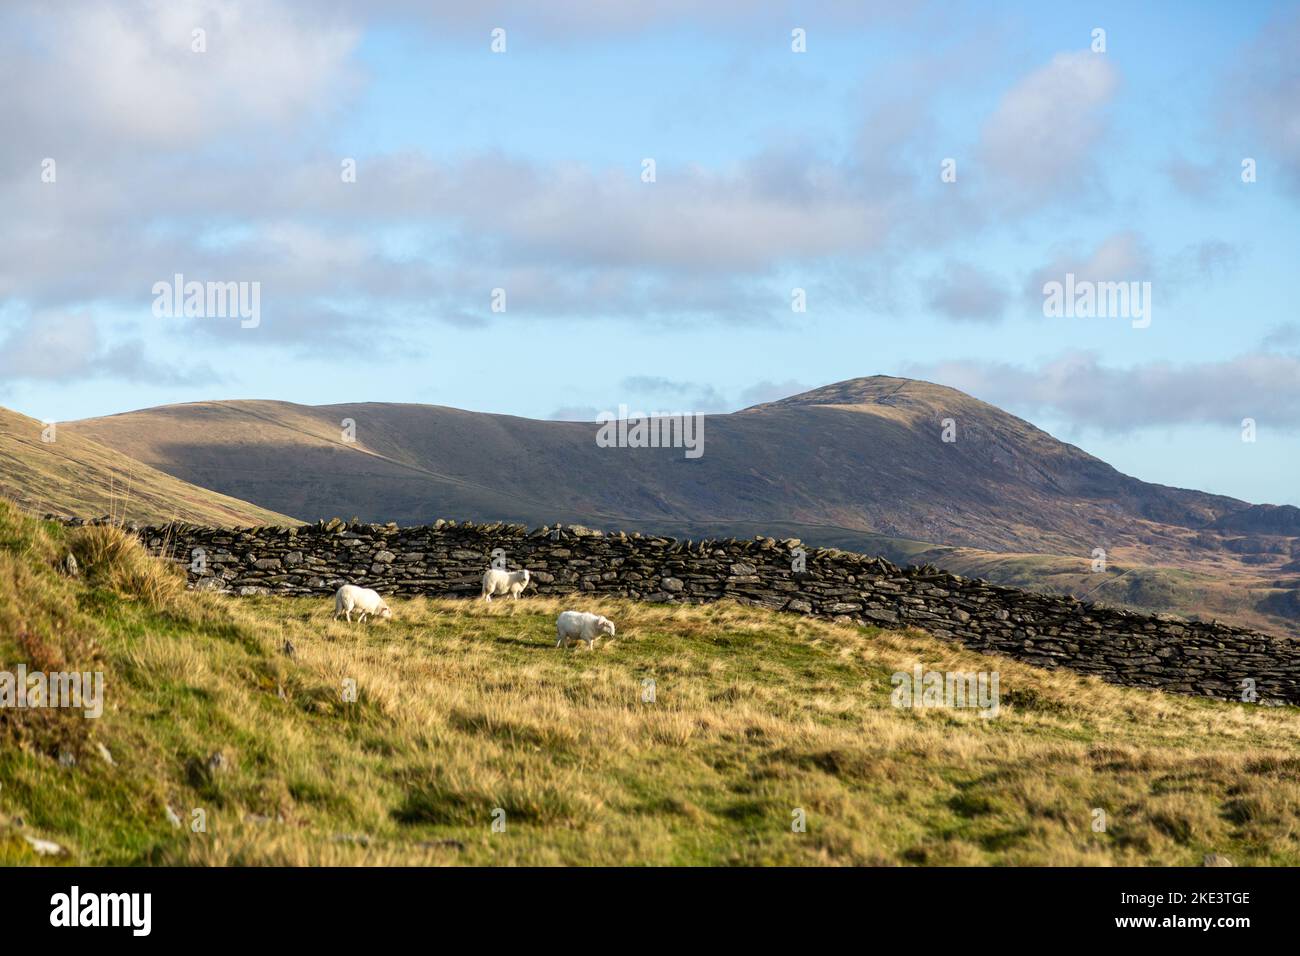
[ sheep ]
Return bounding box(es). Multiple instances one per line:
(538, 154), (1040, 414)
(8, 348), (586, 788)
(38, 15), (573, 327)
(333, 584), (392, 623)
(482, 568), (531, 602)
(555, 610), (616, 650)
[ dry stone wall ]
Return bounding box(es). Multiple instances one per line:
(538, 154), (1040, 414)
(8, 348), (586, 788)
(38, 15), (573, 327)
(83, 516), (1300, 706)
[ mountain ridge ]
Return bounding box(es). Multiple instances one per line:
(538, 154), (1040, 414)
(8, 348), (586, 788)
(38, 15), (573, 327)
(55, 376), (1281, 543)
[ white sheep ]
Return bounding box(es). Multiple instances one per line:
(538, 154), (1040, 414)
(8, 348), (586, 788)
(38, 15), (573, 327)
(555, 610), (616, 650)
(333, 584), (392, 623)
(482, 568), (531, 602)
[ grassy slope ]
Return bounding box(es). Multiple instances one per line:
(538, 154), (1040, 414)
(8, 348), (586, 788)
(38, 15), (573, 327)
(0, 406), (298, 527)
(4, 501), (1300, 866)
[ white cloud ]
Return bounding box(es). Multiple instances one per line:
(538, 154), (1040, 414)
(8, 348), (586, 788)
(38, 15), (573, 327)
(619, 376), (728, 413)
(978, 50), (1119, 209)
(908, 350), (1300, 432)
(1025, 231), (1152, 301)
(0, 0), (360, 157)
(0, 310), (215, 385)
(1227, 11), (1300, 195)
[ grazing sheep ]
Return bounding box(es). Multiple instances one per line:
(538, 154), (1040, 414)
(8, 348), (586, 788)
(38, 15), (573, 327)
(556, 610), (616, 650)
(482, 568), (531, 602)
(333, 584), (392, 623)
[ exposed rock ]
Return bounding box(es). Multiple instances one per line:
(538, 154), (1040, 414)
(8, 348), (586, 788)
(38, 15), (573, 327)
(23, 834), (66, 856)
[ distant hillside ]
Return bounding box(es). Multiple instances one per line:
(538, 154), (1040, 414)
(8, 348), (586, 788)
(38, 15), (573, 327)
(64, 377), (1276, 552)
(0, 406), (298, 527)
(1210, 503), (1300, 535)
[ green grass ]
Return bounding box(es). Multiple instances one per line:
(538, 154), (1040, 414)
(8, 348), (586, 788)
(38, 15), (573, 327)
(4, 500), (1300, 866)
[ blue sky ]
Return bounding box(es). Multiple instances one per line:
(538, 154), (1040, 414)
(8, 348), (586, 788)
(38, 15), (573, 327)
(1, 0), (1297, 504)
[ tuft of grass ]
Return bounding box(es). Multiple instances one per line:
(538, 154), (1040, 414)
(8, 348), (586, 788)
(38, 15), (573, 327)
(4, 499), (1300, 866)
(65, 522), (186, 609)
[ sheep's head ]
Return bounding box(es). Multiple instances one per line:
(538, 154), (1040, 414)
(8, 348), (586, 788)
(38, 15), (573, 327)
(378, 605), (393, 620)
(599, 618), (616, 637)
(521, 569), (531, 587)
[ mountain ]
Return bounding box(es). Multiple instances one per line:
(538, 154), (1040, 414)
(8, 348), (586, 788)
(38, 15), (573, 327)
(0, 406), (299, 527)
(63, 376), (1271, 549)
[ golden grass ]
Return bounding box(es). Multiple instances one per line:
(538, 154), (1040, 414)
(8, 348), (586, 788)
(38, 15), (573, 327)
(66, 523), (186, 608)
(0, 406), (299, 526)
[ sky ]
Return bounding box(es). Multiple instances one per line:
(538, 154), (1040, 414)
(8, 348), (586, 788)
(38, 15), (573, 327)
(1, 0), (1297, 504)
